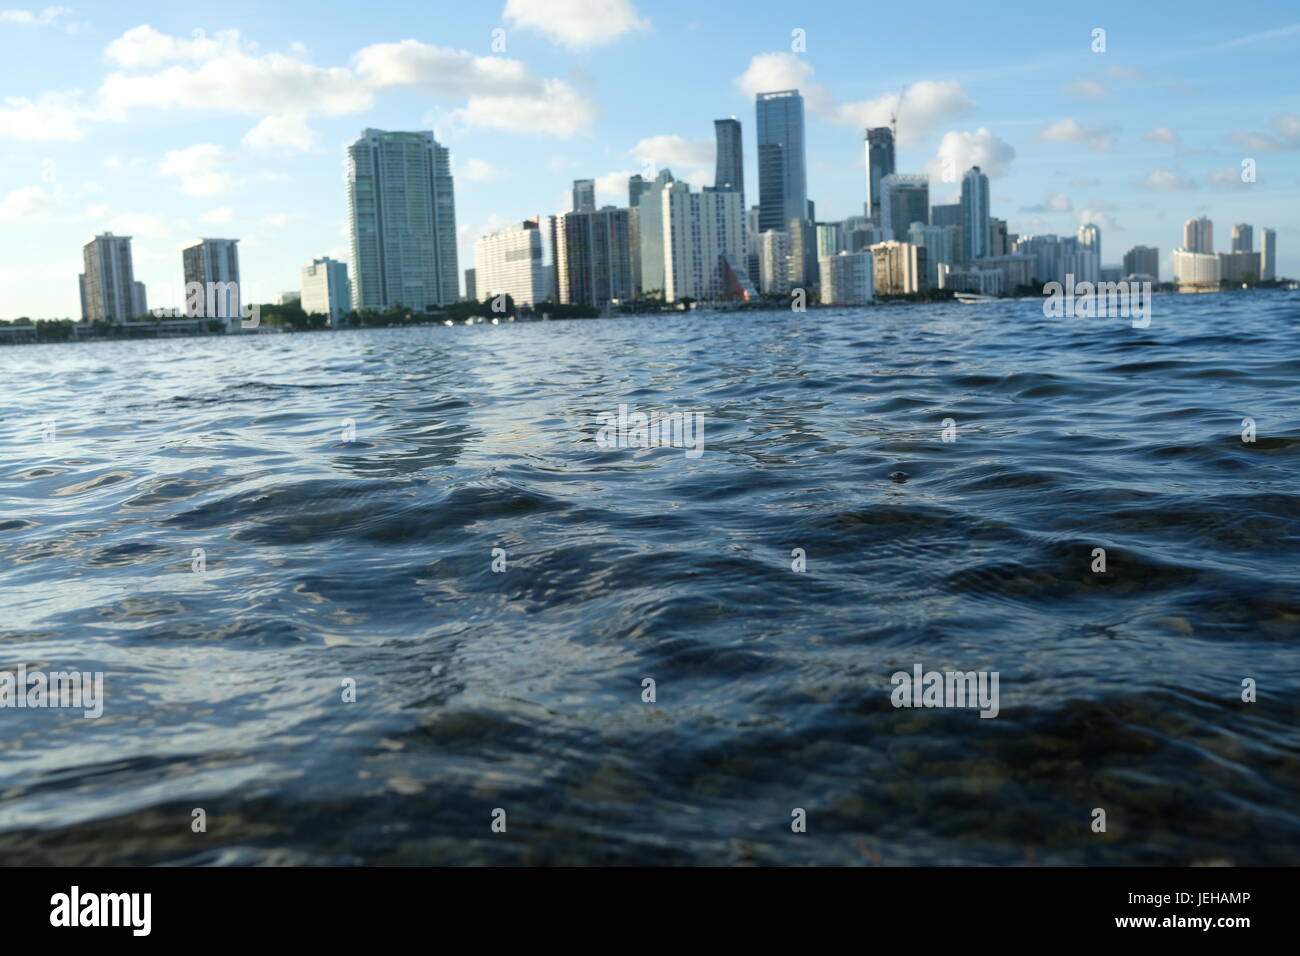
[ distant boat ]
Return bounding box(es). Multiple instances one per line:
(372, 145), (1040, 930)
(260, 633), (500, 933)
(953, 292), (1003, 304)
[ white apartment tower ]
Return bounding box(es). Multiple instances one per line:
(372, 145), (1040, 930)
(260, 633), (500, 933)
(81, 232), (139, 322)
(475, 218), (548, 307)
(300, 257), (352, 324)
(347, 128), (458, 311)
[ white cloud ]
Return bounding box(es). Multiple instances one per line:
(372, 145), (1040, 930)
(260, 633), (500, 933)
(594, 169), (637, 204)
(1207, 166), (1249, 190)
(262, 213), (291, 227)
(0, 92), (85, 140)
(157, 143), (236, 196)
(451, 79), (598, 137)
(0, 185), (58, 221)
(199, 206), (234, 224)
(0, 6), (80, 31)
(1037, 117), (1116, 151)
(630, 134), (713, 170)
(1231, 113), (1300, 152)
(103, 25), (243, 67)
(461, 158), (503, 182)
(734, 55), (974, 147)
(927, 127), (1016, 180)
(1065, 78), (1109, 101)
(1075, 208), (1118, 234)
(1143, 126), (1179, 145)
(835, 81), (976, 147)
(1140, 168), (1197, 191)
(243, 113), (316, 151)
(502, 0), (650, 49)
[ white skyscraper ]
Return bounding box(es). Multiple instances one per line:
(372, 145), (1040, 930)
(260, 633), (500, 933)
(300, 257), (352, 324)
(635, 169), (677, 296)
(1077, 223), (1101, 283)
(182, 238), (241, 327)
(662, 182), (748, 302)
(1260, 227), (1276, 280)
(819, 251), (874, 305)
(347, 128), (458, 311)
(758, 230), (790, 295)
(475, 218), (548, 307)
(81, 232), (137, 322)
(960, 166), (991, 262)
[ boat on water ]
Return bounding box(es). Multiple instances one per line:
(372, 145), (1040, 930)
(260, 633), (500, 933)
(953, 292), (1005, 304)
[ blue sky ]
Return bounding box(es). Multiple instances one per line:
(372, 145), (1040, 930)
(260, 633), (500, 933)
(1, 0), (1297, 318)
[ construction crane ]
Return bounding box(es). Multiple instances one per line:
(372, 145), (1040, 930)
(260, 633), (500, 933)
(890, 83), (908, 145)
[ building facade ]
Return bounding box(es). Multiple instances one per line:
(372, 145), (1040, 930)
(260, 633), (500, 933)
(712, 118), (744, 198)
(300, 257), (351, 324)
(1183, 216), (1213, 254)
(552, 206), (635, 309)
(819, 251), (874, 305)
(1260, 228), (1276, 280)
(756, 90), (808, 233)
(182, 238), (241, 326)
(1122, 245), (1160, 281)
(960, 166), (991, 262)
(81, 232), (138, 322)
(347, 128), (458, 311)
(864, 127), (896, 221)
(475, 219), (548, 307)
(869, 240), (928, 295)
(880, 173), (930, 241)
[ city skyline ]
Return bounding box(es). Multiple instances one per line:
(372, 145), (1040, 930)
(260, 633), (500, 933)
(1, 0), (1298, 317)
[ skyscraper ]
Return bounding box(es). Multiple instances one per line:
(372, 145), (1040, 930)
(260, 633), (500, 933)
(635, 169), (677, 296)
(712, 117), (744, 199)
(1184, 216), (1213, 254)
(756, 90), (807, 233)
(661, 182), (749, 302)
(864, 127), (896, 221)
(628, 174), (652, 209)
(1231, 223), (1253, 252)
(960, 166), (991, 262)
(300, 257), (351, 324)
(552, 206), (635, 309)
(572, 179), (596, 213)
(81, 232), (138, 322)
(879, 174), (929, 241)
(182, 238), (241, 326)
(347, 128), (458, 311)
(1260, 228), (1276, 280)
(1077, 223), (1101, 283)
(475, 218), (548, 307)
(1122, 245), (1160, 281)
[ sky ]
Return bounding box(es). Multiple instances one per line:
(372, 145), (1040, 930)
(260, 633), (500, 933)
(1, 0), (1297, 318)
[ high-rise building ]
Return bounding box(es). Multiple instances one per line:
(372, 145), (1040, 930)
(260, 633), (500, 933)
(815, 222), (843, 259)
(841, 216), (890, 254)
(864, 127), (896, 221)
(1183, 216), (1213, 254)
(787, 217), (817, 288)
(756, 90), (807, 233)
(572, 179), (596, 213)
(552, 206), (635, 309)
(131, 281), (147, 318)
(300, 257), (351, 324)
(628, 174), (652, 209)
(182, 238), (241, 326)
(907, 223), (959, 288)
(660, 181), (750, 302)
(991, 218), (1009, 257)
(1172, 248), (1221, 287)
(1077, 223), (1102, 283)
(80, 232), (137, 322)
(635, 169), (677, 296)
(1230, 223), (1253, 252)
(960, 166), (991, 262)
(1122, 245), (1160, 281)
(475, 218), (548, 307)
(869, 240), (928, 295)
(1218, 251), (1261, 283)
(931, 203), (964, 264)
(464, 267), (477, 301)
(1260, 228), (1276, 280)
(819, 251), (875, 305)
(347, 128), (458, 311)
(712, 117), (744, 199)
(880, 173), (929, 241)
(758, 230), (790, 295)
